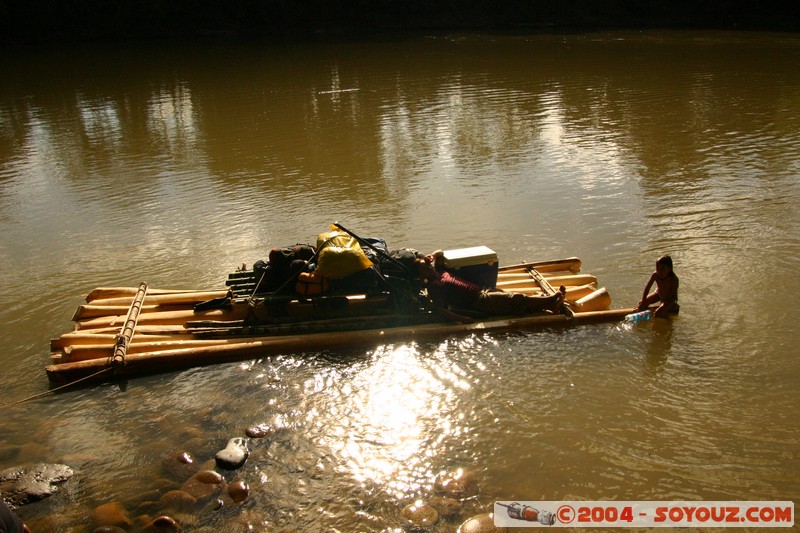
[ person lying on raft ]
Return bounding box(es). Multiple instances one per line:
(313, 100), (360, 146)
(636, 255), (679, 318)
(416, 250), (565, 322)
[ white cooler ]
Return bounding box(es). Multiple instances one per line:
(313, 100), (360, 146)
(443, 246), (499, 288)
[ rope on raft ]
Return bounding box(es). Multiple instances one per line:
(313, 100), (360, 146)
(1, 367), (116, 408)
(2, 282), (149, 408)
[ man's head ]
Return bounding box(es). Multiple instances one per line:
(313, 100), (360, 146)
(416, 258), (437, 281)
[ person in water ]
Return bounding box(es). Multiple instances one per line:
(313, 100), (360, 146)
(636, 255), (679, 318)
(416, 250), (565, 321)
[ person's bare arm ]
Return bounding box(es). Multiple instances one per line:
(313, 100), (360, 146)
(637, 273), (657, 310)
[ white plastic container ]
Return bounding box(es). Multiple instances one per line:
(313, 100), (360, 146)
(625, 310), (651, 323)
(443, 246), (499, 288)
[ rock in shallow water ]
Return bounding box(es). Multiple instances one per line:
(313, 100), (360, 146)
(434, 468), (479, 499)
(162, 450), (199, 480)
(228, 480), (250, 503)
(158, 490), (197, 511)
(0, 463), (73, 509)
(427, 495), (462, 519)
(245, 424), (273, 439)
(457, 513), (507, 533)
(92, 501), (133, 529)
(142, 515), (182, 532)
(215, 438), (249, 470)
(402, 500), (439, 528)
(194, 470), (223, 484)
(181, 470), (224, 502)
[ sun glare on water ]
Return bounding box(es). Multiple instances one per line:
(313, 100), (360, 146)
(316, 343), (471, 500)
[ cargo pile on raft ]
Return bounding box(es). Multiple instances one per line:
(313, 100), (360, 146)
(47, 224), (635, 384)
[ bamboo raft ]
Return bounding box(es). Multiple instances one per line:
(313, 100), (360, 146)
(46, 257), (634, 385)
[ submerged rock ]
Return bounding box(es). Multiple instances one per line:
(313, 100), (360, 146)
(194, 470), (223, 485)
(227, 480), (250, 503)
(158, 490), (197, 511)
(457, 513), (507, 533)
(92, 501), (134, 529)
(181, 470), (224, 503)
(245, 424), (273, 439)
(142, 515), (182, 532)
(162, 450), (199, 480)
(214, 438), (249, 470)
(0, 463), (74, 509)
(402, 500), (439, 528)
(434, 468), (479, 499)
(427, 495), (462, 519)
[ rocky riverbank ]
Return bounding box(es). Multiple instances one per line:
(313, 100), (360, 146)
(3, 420), (507, 531)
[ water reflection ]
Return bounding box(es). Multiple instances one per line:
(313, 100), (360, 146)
(147, 84), (200, 153)
(643, 318), (675, 376)
(309, 343), (468, 500)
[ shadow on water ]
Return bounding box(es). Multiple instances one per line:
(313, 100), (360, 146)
(643, 316), (675, 376)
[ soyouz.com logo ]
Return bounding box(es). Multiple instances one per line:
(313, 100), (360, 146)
(493, 501), (794, 527)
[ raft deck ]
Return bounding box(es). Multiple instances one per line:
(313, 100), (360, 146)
(46, 258), (634, 384)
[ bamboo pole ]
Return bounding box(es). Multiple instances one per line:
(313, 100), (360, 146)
(502, 286), (545, 295)
(538, 274), (598, 287)
(76, 305), (250, 330)
(86, 290), (229, 307)
(85, 287), (223, 302)
(59, 339), (255, 362)
(502, 283), (598, 301)
(571, 287), (612, 312)
(563, 283), (599, 301)
(495, 278), (539, 289)
(499, 258), (581, 273)
(498, 270), (587, 284)
(51, 332), (197, 350)
(496, 272), (535, 280)
(65, 325), (201, 335)
(72, 304), (180, 321)
(111, 282), (148, 367)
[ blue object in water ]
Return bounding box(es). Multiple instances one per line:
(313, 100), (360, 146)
(625, 310), (651, 323)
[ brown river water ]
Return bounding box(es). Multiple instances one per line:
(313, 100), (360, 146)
(1, 31), (799, 531)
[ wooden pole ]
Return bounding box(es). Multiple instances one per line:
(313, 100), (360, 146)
(76, 305), (251, 330)
(111, 282), (148, 367)
(85, 290), (229, 307)
(85, 286), (221, 302)
(500, 258), (582, 273)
